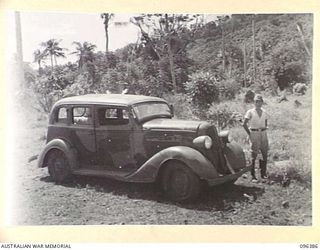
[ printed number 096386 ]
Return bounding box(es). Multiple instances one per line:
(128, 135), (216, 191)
(300, 244), (318, 249)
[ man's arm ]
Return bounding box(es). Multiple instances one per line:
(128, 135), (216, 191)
(243, 118), (251, 135)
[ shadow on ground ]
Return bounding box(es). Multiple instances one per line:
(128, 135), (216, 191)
(188, 184), (264, 211)
(40, 175), (264, 212)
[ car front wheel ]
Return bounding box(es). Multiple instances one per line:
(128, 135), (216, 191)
(47, 149), (72, 183)
(161, 162), (201, 202)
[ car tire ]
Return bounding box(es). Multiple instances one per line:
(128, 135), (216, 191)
(47, 149), (72, 183)
(161, 162), (201, 202)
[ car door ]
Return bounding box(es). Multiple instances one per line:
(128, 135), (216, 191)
(69, 105), (96, 166)
(95, 105), (136, 171)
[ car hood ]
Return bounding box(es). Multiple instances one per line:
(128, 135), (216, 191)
(142, 118), (206, 132)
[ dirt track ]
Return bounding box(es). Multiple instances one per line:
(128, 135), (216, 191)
(10, 118), (311, 225)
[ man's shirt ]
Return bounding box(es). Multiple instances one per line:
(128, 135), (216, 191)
(244, 108), (268, 129)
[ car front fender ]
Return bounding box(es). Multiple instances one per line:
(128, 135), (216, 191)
(224, 141), (246, 171)
(126, 146), (219, 182)
(37, 138), (78, 170)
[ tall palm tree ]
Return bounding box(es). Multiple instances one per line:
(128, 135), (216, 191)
(33, 49), (45, 73)
(100, 13), (114, 53)
(71, 41), (96, 69)
(41, 39), (66, 71)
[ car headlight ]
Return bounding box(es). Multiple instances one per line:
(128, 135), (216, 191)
(204, 136), (213, 149)
(193, 135), (212, 149)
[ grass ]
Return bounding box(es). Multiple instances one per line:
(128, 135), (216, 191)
(264, 89), (312, 188)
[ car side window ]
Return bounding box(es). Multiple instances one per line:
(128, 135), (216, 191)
(55, 107), (68, 124)
(72, 106), (93, 126)
(98, 107), (129, 126)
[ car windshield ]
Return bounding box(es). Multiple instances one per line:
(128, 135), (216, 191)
(132, 102), (171, 121)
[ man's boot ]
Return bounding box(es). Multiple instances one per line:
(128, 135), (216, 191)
(260, 160), (268, 179)
(251, 161), (258, 182)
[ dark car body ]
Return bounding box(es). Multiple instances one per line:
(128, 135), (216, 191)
(38, 94), (250, 201)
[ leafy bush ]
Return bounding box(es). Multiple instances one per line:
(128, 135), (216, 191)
(63, 72), (95, 96)
(184, 71), (220, 109)
(97, 68), (124, 93)
(163, 93), (197, 120)
(29, 75), (65, 113)
(131, 76), (169, 97)
(271, 39), (312, 90)
(219, 78), (242, 100)
(207, 102), (245, 130)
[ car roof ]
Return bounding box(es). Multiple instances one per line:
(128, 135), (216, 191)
(53, 94), (167, 107)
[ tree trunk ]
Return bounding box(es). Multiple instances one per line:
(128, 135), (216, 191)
(252, 15), (256, 84)
(102, 13), (112, 54)
(229, 54), (232, 77)
(105, 26), (109, 53)
(164, 14), (177, 93)
(168, 38), (177, 93)
(243, 42), (247, 87)
(229, 18), (234, 77)
(38, 61), (41, 74)
(222, 25), (225, 73)
(15, 11), (25, 88)
(296, 23), (311, 57)
(50, 54), (54, 72)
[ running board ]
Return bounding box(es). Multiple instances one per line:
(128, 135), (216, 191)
(72, 168), (132, 181)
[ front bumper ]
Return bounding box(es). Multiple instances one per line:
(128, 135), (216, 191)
(205, 165), (251, 186)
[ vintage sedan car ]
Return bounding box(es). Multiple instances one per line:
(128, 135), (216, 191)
(38, 94), (250, 202)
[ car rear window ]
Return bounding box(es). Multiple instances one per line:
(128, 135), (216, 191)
(55, 107), (68, 124)
(72, 107), (93, 126)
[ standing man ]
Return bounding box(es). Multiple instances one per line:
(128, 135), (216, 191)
(243, 94), (269, 182)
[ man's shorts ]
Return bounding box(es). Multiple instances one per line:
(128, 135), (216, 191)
(249, 130), (269, 157)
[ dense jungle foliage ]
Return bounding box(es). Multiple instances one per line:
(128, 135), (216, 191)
(20, 13), (312, 117)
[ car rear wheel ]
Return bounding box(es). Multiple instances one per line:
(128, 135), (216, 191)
(161, 162), (201, 202)
(47, 149), (72, 183)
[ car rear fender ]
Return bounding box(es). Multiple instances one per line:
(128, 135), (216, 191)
(38, 138), (78, 170)
(127, 146), (219, 182)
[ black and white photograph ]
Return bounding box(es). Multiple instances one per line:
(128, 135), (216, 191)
(4, 10), (314, 227)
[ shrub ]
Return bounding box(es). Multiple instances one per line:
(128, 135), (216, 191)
(63, 72), (95, 96)
(130, 76), (170, 97)
(184, 71), (220, 109)
(207, 102), (247, 130)
(219, 78), (242, 100)
(29, 75), (64, 113)
(163, 93), (197, 120)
